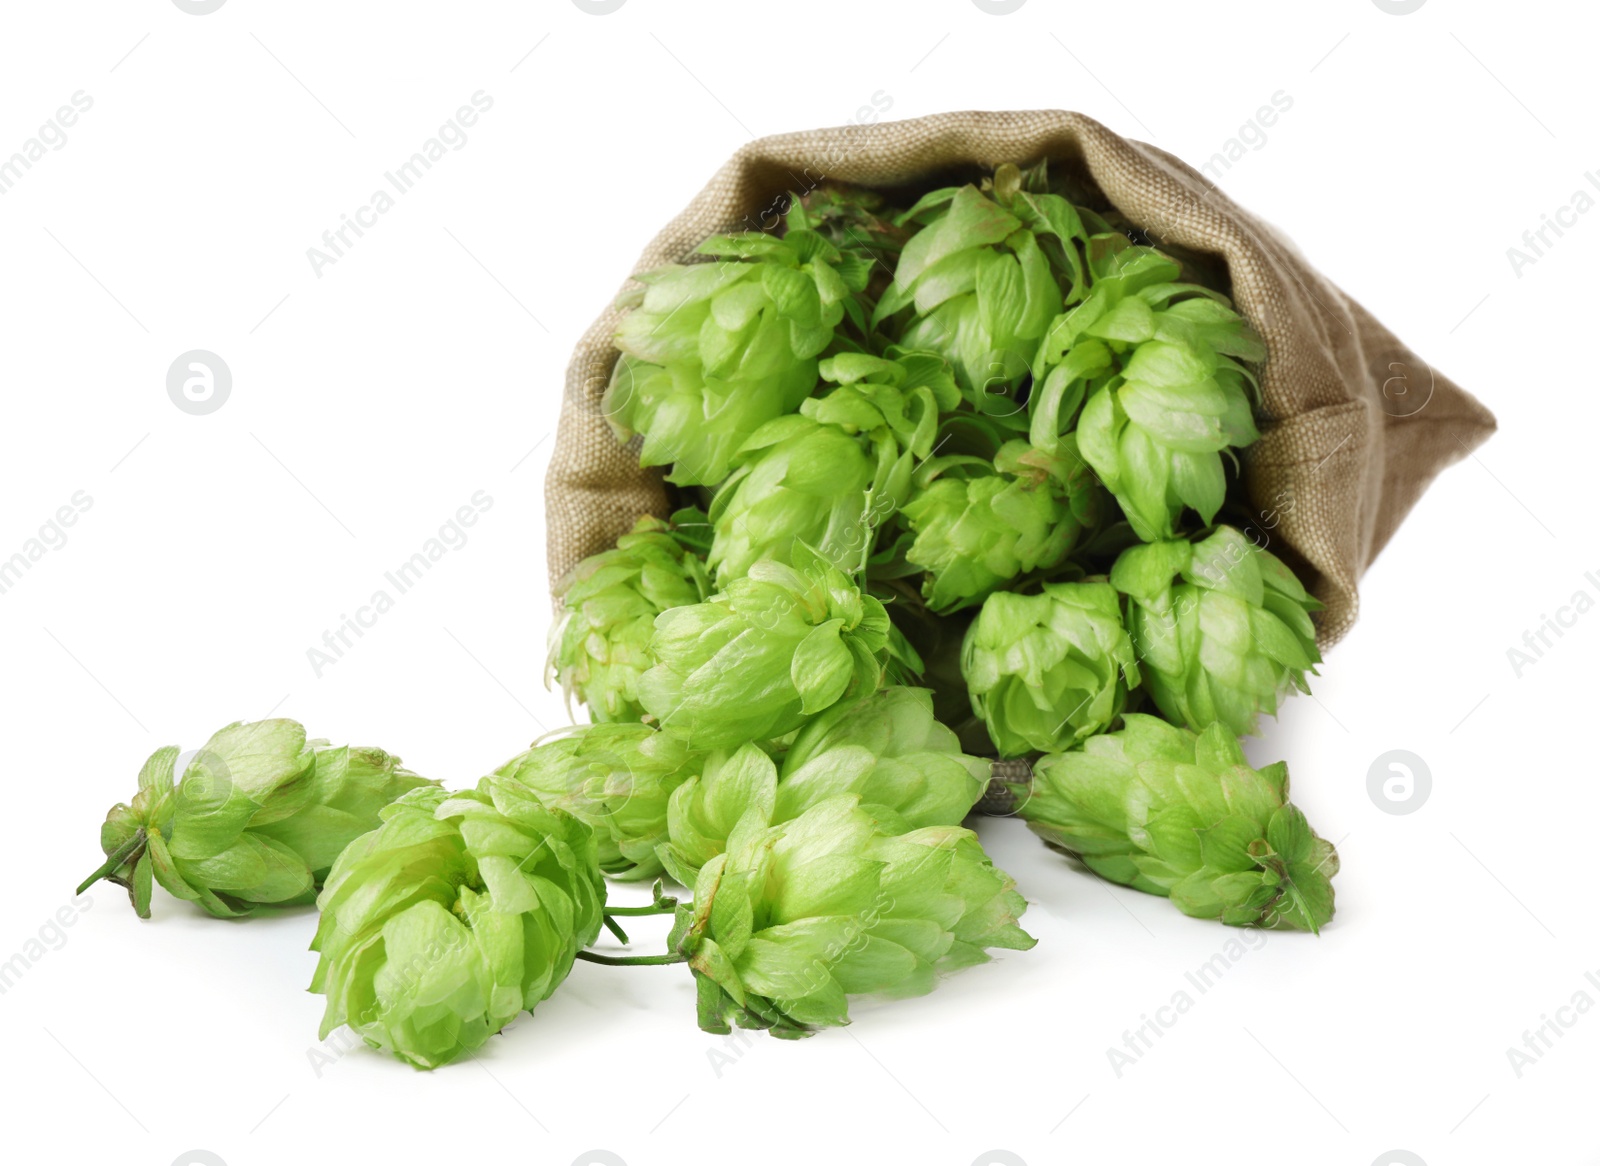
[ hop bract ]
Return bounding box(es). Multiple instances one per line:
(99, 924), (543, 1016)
(81, 719), (434, 919)
(638, 548), (902, 750)
(1058, 236), (1266, 540)
(656, 687), (986, 885)
(962, 581), (1138, 757)
(603, 217), (865, 487)
(1111, 525), (1321, 737)
(310, 778), (606, 1069)
(707, 350), (958, 586)
(550, 513), (710, 723)
(1017, 715), (1338, 931)
(657, 744), (778, 887)
(672, 795), (1034, 1037)
(494, 722), (701, 881)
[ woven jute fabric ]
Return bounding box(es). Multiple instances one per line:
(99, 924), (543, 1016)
(545, 110), (1495, 648)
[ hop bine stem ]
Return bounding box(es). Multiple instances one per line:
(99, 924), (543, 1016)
(575, 950), (688, 967)
(76, 828), (146, 895)
(598, 898), (680, 947)
(602, 903), (678, 917)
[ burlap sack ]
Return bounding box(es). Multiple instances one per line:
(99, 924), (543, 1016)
(545, 110), (1495, 649)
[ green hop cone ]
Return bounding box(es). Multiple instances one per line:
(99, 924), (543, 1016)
(777, 685), (987, 827)
(902, 434), (1102, 613)
(671, 795), (1035, 1038)
(603, 214), (866, 487)
(493, 722), (701, 881)
(705, 417), (872, 587)
(1111, 525), (1321, 737)
(876, 163), (1087, 402)
(707, 349), (958, 586)
(962, 581), (1138, 757)
(550, 512), (711, 723)
(1016, 715), (1338, 931)
(639, 548), (909, 750)
(1056, 234), (1266, 540)
(310, 777), (606, 1069)
(657, 687), (987, 885)
(80, 719), (434, 919)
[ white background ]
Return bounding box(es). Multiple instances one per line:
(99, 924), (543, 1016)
(0, 2), (1589, 1164)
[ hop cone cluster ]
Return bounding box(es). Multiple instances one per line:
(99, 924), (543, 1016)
(1015, 716), (1338, 931)
(672, 795), (1034, 1037)
(81, 719), (434, 919)
(639, 548), (910, 749)
(657, 687), (986, 885)
(1112, 525), (1321, 736)
(493, 722), (700, 881)
(962, 581), (1138, 757)
(603, 214), (867, 487)
(310, 778), (606, 1069)
(72, 163), (1361, 1080)
(550, 512), (710, 723)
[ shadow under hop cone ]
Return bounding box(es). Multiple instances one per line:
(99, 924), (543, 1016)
(78, 718), (434, 919)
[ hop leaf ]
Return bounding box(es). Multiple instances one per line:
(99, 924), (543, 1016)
(1111, 525), (1322, 737)
(550, 513), (711, 722)
(961, 581), (1138, 757)
(603, 223), (864, 487)
(1018, 715), (1338, 931)
(309, 778), (606, 1069)
(494, 722), (701, 881)
(638, 550), (897, 750)
(82, 720), (434, 919)
(674, 794), (1034, 1037)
